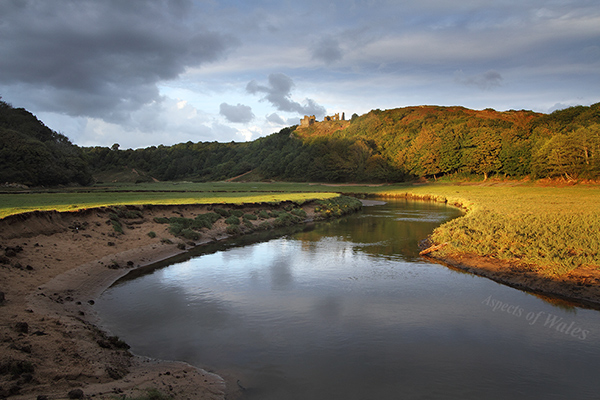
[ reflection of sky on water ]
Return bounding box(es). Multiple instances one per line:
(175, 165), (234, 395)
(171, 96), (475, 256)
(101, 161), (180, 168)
(368, 209), (457, 223)
(97, 200), (600, 400)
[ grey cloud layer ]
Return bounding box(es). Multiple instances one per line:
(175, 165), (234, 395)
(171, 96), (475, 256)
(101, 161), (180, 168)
(312, 37), (343, 64)
(455, 71), (503, 91)
(0, 0), (235, 121)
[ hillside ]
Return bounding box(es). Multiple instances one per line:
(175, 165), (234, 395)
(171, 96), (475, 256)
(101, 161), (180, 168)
(89, 103), (596, 184)
(294, 104), (600, 180)
(2, 100), (599, 186)
(0, 99), (93, 186)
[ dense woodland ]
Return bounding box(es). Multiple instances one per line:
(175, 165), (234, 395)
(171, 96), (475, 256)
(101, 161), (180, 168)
(0, 99), (93, 186)
(1, 98), (599, 186)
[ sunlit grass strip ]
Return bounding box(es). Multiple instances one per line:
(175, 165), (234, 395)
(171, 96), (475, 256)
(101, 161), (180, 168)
(369, 184), (600, 276)
(0, 191), (340, 219)
(48, 181), (391, 194)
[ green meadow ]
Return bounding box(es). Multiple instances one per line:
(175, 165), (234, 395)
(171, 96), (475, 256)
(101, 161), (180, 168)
(0, 182), (341, 219)
(368, 183), (600, 276)
(1, 181), (599, 276)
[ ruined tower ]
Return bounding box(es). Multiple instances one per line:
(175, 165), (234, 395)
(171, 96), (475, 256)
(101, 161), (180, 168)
(300, 115), (316, 127)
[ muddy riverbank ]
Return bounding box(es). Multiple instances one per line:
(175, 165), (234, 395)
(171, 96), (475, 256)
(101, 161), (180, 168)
(0, 200), (349, 399)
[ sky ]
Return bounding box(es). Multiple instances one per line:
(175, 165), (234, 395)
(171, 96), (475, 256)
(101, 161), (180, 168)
(1, 0), (599, 149)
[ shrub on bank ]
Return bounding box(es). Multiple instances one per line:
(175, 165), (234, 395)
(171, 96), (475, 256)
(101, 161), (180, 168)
(225, 215), (240, 225)
(226, 225), (241, 235)
(180, 228), (200, 241)
(195, 212), (221, 229)
(214, 208), (230, 217)
(291, 208), (307, 218)
(315, 196), (362, 218)
(231, 210), (244, 217)
(257, 210), (269, 219)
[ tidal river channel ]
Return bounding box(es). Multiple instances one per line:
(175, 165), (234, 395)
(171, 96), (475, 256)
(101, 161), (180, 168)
(97, 199), (600, 399)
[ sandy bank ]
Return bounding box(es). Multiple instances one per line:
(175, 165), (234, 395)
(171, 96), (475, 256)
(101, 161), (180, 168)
(0, 201), (330, 399)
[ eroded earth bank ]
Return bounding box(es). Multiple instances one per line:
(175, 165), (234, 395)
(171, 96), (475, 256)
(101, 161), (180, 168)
(0, 199), (358, 400)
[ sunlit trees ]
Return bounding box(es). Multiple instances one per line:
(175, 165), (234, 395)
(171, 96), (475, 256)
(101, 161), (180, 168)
(462, 127), (502, 180)
(532, 124), (600, 179)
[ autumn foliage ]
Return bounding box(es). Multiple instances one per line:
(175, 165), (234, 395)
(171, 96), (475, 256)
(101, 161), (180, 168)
(2, 99), (600, 186)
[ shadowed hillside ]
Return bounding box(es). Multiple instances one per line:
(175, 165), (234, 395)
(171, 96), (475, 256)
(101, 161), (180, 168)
(0, 99), (93, 186)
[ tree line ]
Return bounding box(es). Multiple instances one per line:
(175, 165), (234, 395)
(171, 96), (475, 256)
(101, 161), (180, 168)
(84, 127), (408, 183)
(0, 99), (92, 186)
(1, 98), (599, 186)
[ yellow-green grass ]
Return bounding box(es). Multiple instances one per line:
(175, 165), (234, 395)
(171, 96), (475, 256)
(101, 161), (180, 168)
(367, 184), (600, 276)
(0, 181), (389, 219)
(0, 188), (340, 219)
(73, 181), (387, 193)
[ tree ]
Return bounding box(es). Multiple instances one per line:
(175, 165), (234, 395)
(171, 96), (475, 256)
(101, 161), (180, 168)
(462, 127), (502, 180)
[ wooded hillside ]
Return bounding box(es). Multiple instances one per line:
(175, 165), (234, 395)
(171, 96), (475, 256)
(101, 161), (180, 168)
(294, 104), (600, 181)
(0, 99), (92, 186)
(1, 99), (599, 186)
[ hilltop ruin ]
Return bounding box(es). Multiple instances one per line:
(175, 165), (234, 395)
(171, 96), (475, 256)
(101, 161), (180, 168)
(300, 112), (345, 127)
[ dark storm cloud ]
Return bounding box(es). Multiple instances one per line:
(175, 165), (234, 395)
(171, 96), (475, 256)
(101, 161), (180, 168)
(312, 37), (343, 64)
(219, 103), (255, 123)
(0, 0), (235, 121)
(246, 73), (326, 118)
(455, 70), (504, 91)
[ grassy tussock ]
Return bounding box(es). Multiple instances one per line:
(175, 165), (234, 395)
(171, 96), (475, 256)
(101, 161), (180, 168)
(314, 196), (363, 218)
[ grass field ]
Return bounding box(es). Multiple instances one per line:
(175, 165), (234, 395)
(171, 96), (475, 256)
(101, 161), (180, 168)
(0, 183), (342, 219)
(367, 183), (600, 276)
(2, 181), (599, 276)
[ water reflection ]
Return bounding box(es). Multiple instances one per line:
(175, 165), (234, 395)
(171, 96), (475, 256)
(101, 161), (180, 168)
(97, 199), (600, 400)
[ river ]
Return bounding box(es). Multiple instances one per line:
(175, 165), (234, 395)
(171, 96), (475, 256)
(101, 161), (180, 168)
(97, 199), (600, 399)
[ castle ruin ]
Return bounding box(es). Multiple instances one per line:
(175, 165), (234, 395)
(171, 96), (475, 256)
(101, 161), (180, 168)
(300, 112), (345, 126)
(300, 115), (316, 127)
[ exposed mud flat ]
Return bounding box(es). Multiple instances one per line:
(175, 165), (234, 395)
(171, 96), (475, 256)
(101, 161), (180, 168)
(0, 202), (323, 399)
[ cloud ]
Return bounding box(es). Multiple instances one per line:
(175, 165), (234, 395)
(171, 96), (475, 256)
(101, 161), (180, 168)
(0, 0), (236, 122)
(455, 70), (504, 90)
(266, 113), (286, 125)
(312, 37), (343, 64)
(40, 97), (248, 149)
(265, 113), (299, 126)
(547, 102), (577, 113)
(246, 73), (327, 118)
(220, 103), (255, 123)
